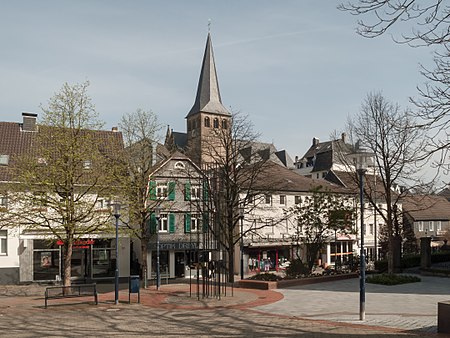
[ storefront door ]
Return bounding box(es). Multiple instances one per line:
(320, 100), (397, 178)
(71, 248), (89, 280)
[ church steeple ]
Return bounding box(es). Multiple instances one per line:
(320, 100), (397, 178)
(186, 33), (230, 117)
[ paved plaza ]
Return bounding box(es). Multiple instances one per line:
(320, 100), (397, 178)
(0, 276), (449, 337)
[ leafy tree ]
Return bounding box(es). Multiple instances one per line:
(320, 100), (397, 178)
(118, 109), (162, 287)
(287, 187), (355, 271)
(10, 82), (122, 286)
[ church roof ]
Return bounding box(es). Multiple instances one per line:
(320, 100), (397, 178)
(186, 33), (230, 118)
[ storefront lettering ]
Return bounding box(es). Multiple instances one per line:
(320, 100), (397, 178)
(56, 239), (95, 248)
(153, 242), (199, 250)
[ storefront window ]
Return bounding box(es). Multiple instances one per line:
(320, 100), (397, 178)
(93, 239), (114, 278)
(33, 240), (60, 281)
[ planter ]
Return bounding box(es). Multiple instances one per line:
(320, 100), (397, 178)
(238, 273), (358, 290)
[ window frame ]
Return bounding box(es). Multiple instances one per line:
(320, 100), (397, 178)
(0, 230), (7, 255)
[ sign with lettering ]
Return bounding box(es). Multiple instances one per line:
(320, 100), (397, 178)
(149, 242), (199, 250)
(56, 239), (95, 249)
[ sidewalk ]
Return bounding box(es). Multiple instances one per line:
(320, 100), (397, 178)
(0, 279), (447, 337)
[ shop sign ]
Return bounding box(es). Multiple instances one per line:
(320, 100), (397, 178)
(56, 239), (95, 249)
(150, 242), (199, 250)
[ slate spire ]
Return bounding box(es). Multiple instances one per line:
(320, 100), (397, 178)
(186, 33), (230, 117)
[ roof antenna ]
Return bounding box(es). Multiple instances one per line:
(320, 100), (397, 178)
(208, 19), (211, 33)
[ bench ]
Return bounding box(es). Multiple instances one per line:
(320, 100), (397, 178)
(45, 284), (98, 308)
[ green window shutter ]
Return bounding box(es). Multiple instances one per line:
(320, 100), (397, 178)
(203, 180), (209, 201)
(148, 213), (157, 234)
(184, 183), (191, 201)
(202, 213), (209, 233)
(168, 181), (176, 201)
(169, 213), (175, 233)
(184, 213), (191, 233)
(148, 181), (157, 201)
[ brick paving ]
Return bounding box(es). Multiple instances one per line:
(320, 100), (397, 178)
(0, 278), (448, 337)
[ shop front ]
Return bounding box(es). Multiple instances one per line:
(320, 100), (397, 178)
(20, 237), (130, 283)
(246, 245), (291, 273)
(148, 241), (203, 279)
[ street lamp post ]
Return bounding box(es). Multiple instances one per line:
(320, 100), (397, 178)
(155, 206), (161, 290)
(111, 201), (121, 305)
(352, 142), (373, 321)
(239, 206), (244, 280)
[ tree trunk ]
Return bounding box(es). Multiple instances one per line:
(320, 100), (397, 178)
(63, 241), (73, 287)
(228, 248), (235, 283)
(141, 240), (148, 288)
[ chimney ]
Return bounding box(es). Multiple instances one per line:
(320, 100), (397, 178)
(112, 126), (118, 132)
(22, 112), (37, 132)
(341, 132), (347, 144)
(312, 137), (319, 146)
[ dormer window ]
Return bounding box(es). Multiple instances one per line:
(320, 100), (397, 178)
(0, 155), (9, 166)
(83, 160), (92, 169)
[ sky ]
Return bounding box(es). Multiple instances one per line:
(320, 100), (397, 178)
(0, 1), (433, 160)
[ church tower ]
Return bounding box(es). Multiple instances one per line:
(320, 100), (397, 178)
(186, 33), (231, 167)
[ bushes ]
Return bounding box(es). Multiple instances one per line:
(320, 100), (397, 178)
(366, 274), (421, 285)
(247, 273), (282, 281)
(285, 259), (310, 278)
(375, 252), (450, 272)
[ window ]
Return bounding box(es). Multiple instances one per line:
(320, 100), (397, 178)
(0, 230), (7, 255)
(204, 117), (210, 128)
(0, 155), (9, 166)
(418, 221), (424, 231)
(174, 161), (185, 170)
(96, 198), (106, 209)
(156, 182), (175, 201)
(191, 215), (201, 232)
(191, 185), (201, 200)
(213, 118), (219, 128)
(0, 196), (7, 210)
(280, 195), (286, 205)
(221, 119), (228, 129)
(436, 221), (442, 232)
(369, 224), (374, 235)
(294, 196), (301, 204)
(265, 195), (272, 205)
(83, 160), (92, 169)
(157, 184), (168, 199)
(160, 214), (168, 232)
(429, 221), (434, 231)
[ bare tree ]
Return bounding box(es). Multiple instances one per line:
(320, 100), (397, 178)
(344, 92), (426, 273)
(339, 1), (450, 173)
(118, 109), (162, 287)
(200, 112), (274, 283)
(10, 82), (122, 286)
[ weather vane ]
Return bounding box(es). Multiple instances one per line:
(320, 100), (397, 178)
(208, 19), (211, 33)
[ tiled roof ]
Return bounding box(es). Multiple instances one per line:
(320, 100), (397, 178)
(249, 161), (350, 194)
(402, 195), (450, 221)
(0, 120), (123, 182)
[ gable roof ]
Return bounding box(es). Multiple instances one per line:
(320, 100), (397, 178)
(402, 195), (450, 221)
(249, 161), (350, 194)
(0, 118), (123, 182)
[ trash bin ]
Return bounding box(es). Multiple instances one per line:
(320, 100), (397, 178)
(129, 275), (140, 303)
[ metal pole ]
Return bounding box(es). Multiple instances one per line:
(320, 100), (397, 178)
(240, 215), (244, 280)
(156, 216), (160, 290)
(359, 168), (366, 321)
(374, 174), (377, 261)
(115, 214), (119, 305)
